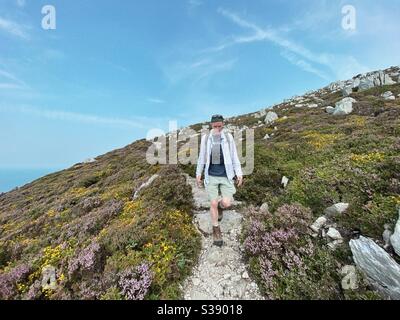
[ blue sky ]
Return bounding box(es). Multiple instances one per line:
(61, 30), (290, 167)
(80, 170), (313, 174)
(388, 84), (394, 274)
(0, 0), (399, 170)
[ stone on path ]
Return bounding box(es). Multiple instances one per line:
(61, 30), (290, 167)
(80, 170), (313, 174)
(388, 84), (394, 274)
(182, 175), (263, 300)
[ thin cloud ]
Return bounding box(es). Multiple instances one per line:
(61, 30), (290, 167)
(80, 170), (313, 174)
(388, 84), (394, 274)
(0, 68), (29, 89)
(281, 51), (330, 81)
(0, 83), (25, 89)
(214, 8), (368, 80)
(0, 17), (29, 39)
(0, 105), (162, 130)
(163, 58), (237, 84)
(16, 0), (26, 8)
(148, 98), (166, 104)
(188, 0), (203, 8)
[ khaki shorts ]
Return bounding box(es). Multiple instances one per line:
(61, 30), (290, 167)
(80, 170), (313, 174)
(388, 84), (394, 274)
(206, 176), (236, 202)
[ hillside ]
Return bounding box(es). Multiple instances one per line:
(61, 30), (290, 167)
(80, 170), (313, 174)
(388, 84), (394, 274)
(1, 66), (400, 300)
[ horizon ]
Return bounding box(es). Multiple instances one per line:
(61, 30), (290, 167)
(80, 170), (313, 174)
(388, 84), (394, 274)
(1, 0), (400, 191)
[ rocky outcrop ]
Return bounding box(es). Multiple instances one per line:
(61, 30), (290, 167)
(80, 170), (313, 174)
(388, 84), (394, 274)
(350, 236), (400, 299)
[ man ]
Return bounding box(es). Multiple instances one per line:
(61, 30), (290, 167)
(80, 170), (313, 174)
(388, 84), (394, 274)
(196, 114), (243, 247)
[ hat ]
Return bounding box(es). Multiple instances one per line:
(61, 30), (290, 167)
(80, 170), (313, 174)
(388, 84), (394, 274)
(211, 114), (224, 123)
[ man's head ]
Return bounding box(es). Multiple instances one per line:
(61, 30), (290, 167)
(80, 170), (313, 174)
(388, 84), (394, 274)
(210, 114), (224, 133)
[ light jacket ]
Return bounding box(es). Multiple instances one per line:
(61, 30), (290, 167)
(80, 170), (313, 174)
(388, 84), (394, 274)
(196, 129), (243, 185)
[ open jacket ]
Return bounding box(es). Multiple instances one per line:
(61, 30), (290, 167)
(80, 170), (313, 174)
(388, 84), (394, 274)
(196, 129), (243, 185)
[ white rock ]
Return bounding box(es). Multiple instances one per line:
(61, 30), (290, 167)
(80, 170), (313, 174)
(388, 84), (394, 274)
(83, 158), (96, 163)
(352, 78), (360, 89)
(310, 216), (327, 233)
(324, 203), (349, 217)
(264, 112), (278, 125)
(325, 106), (335, 114)
(327, 228), (342, 240)
(381, 91), (395, 100)
(342, 86), (353, 97)
(390, 209), (400, 256)
(259, 202), (269, 213)
(327, 239), (343, 250)
(350, 236), (400, 299)
(384, 73), (396, 85)
(332, 97), (356, 116)
(295, 104), (305, 108)
(242, 271), (249, 279)
(254, 109), (267, 118)
(263, 134), (270, 140)
(133, 174), (159, 200)
(307, 103), (318, 108)
(281, 176), (289, 188)
(359, 77), (375, 91)
(383, 225), (393, 250)
(340, 265), (359, 290)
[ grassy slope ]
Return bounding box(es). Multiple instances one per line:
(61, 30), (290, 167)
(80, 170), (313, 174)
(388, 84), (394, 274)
(0, 139), (200, 299)
(1, 79), (399, 300)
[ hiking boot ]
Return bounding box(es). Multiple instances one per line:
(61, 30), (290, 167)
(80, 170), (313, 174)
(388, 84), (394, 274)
(213, 226), (223, 247)
(218, 201), (224, 222)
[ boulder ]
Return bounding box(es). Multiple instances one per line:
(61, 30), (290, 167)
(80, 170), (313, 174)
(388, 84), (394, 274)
(350, 236), (400, 299)
(325, 106), (335, 114)
(332, 97), (356, 116)
(254, 109), (267, 118)
(310, 216), (327, 233)
(390, 209), (400, 256)
(324, 203), (349, 217)
(264, 112), (278, 125)
(281, 176), (289, 188)
(383, 224), (393, 250)
(327, 227), (342, 240)
(381, 91), (395, 100)
(259, 202), (269, 213)
(384, 73), (396, 85)
(307, 103), (318, 108)
(342, 86), (353, 97)
(352, 78), (360, 89)
(359, 77), (375, 91)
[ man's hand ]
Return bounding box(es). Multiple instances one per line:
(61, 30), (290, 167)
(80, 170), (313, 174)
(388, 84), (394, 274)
(196, 176), (203, 188)
(236, 176), (243, 187)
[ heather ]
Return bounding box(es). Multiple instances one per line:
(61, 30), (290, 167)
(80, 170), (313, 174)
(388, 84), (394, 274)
(1, 70), (400, 300)
(0, 140), (200, 300)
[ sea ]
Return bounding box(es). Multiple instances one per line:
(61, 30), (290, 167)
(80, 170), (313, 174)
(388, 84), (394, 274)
(0, 168), (59, 193)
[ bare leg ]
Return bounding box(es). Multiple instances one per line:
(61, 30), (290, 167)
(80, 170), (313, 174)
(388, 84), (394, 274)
(220, 197), (232, 209)
(210, 199), (219, 226)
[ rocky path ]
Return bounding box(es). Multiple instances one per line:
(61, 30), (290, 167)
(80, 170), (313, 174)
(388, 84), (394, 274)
(182, 175), (263, 300)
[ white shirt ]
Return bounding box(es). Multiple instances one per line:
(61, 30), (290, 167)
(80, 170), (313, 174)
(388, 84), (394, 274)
(196, 129), (243, 185)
